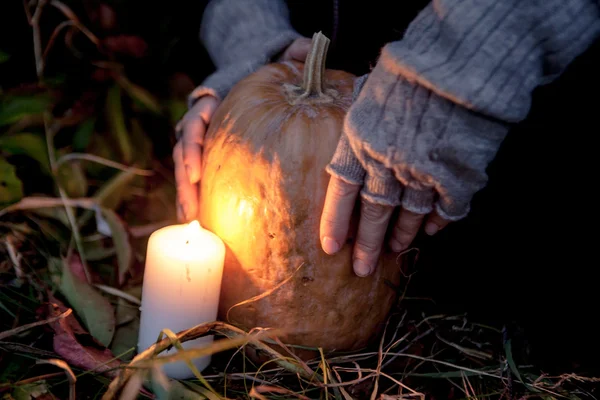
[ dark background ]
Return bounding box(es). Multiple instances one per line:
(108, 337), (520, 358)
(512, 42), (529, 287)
(2, 0), (599, 373)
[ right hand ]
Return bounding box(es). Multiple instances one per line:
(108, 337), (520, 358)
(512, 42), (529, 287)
(173, 95), (220, 222)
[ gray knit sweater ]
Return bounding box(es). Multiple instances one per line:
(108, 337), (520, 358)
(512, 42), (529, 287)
(191, 0), (600, 220)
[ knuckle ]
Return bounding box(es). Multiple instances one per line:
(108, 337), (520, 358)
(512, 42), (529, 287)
(393, 222), (416, 239)
(355, 237), (381, 255)
(330, 179), (360, 200)
(361, 201), (391, 223)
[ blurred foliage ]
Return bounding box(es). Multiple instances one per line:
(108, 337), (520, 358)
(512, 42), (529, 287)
(0, 0), (215, 397)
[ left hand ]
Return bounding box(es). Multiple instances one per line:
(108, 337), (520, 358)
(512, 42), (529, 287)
(319, 58), (509, 277)
(319, 176), (451, 277)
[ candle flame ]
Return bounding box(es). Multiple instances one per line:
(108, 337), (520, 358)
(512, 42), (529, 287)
(185, 220), (202, 242)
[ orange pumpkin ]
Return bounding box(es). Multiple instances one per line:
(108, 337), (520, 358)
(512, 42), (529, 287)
(199, 32), (401, 358)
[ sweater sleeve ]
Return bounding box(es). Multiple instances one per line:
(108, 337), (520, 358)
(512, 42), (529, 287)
(383, 0), (600, 123)
(188, 0), (302, 107)
(327, 0), (600, 219)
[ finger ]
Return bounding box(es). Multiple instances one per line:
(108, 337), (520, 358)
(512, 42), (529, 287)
(423, 210), (451, 236)
(281, 37), (312, 62)
(389, 208), (426, 252)
(181, 116), (205, 184)
(353, 199), (394, 277)
(173, 141), (198, 222)
(320, 176), (361, 255)
(288, 37), (311, 62)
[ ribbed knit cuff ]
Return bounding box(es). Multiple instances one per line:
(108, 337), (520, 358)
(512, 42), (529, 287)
(325, 133), (365, 185)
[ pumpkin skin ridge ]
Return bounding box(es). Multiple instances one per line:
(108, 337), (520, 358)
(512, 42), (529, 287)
(199, 60), (401, 358)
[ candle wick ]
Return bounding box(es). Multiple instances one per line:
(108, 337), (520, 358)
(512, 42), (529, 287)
(186, 240), (189, 245)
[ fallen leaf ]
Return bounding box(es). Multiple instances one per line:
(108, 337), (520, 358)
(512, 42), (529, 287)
(56, 256), (116, 347)
(110, 294), (140, 362)
(0, 157), (23, 206)
(45, 301), (121, 378)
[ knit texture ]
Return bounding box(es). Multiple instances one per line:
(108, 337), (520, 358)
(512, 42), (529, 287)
(327, 0), (600, 219)
(188, 0), (302, 106)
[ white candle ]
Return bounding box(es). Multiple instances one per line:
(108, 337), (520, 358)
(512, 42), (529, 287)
(137, 220), (225, 379)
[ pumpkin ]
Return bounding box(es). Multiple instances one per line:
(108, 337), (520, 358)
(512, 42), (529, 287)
(198, 32), (401, 359)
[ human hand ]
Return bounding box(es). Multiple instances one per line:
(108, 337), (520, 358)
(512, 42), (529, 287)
(320, 64), (509, 277)
(173, 95), (220, 222)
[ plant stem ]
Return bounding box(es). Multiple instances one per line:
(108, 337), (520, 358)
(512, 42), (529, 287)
(29, 0), (93, 283)
(301, 31), (330, 97)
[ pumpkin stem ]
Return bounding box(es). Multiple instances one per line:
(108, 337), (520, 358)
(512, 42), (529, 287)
(301, 31), (329, 97)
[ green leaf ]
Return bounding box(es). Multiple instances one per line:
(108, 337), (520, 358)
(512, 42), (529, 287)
(96, 169), (137, 210)
(83, 242), (116, 261)
(57, 257), (116, 347)
(130, 118), (153, 168)
(0, 94), (51, 127)
(0, 132), (51, 175)
(109, 293), (140, 362)
(504, 338), (540, 393)
(96, 207), (132, 285)
(0, 157), (23, 205)
(73, 118), (96, 151)
(0, 49), (10, 64)
(29, 207), (69, 226)
(117, 75), (162, 115)
(57, 160), (88, 198)
(11, 382), (50, 400)
(106, 84), (133, 164)
(78, 169), (136, 226)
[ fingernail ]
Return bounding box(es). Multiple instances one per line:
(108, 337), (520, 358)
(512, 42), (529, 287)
(322, 237), (340, 255)
(353, 259), (371, 277)
(424, 222), (439, 236)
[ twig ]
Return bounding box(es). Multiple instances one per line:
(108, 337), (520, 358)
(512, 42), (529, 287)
(36, 359), (76, 400)
(0, 372), (64, 394)
(42, 20), (74, 61)
(3, 236), (25, 281)
(226, 262), (305, 323)
(94, 284), (141, 306)
(0, 308), (72, 340)
(102, 322), (305, 400)
(249, 385), (311, 400)
(30, 0), (46, 77)
(48, 0), (99, 45)
(56, 153), (154, 176)
(0, 197), (97, 218)
(44, 114), (93, 283)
